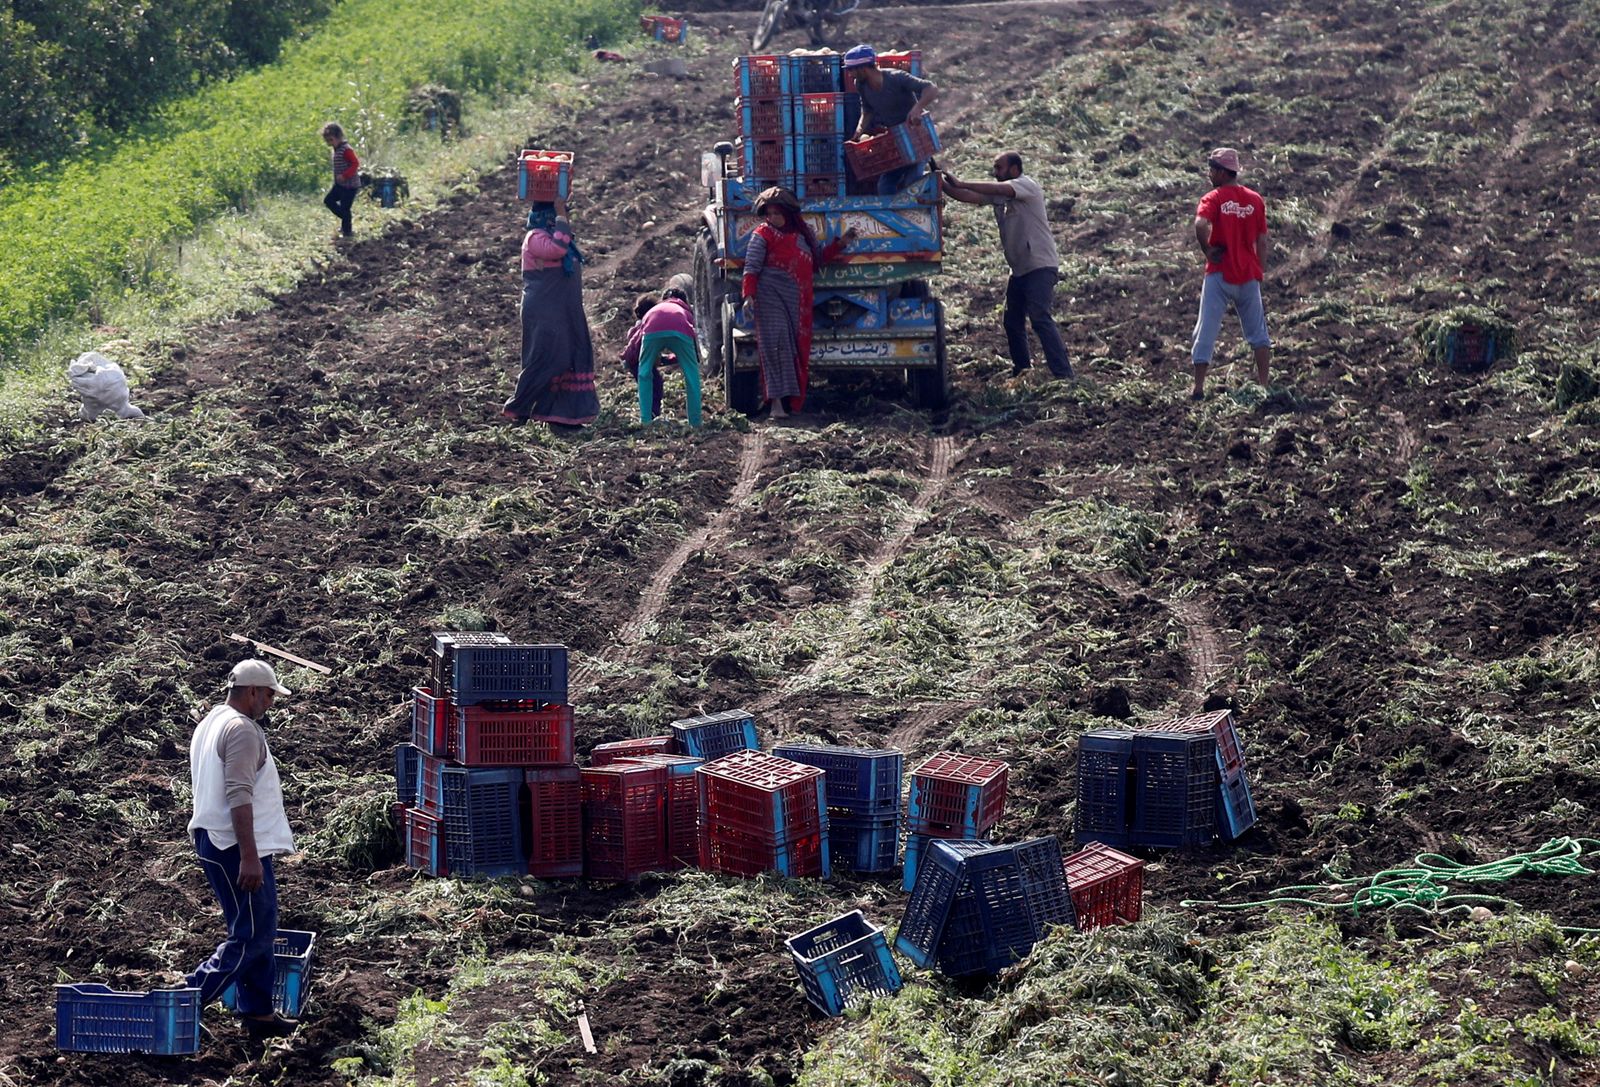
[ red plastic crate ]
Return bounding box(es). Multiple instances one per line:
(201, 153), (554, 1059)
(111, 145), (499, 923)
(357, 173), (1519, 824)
(617, 755), (703, 869)
(841, 50), (921, 92)
(641, 14), (687, 42)
(908, 751), (1008, 835)
(527, 766), (582, 879)
(412, 687), (454, 758)
(455, 702), (574, 766)
(699, 826), (826, 878)
(795, 173), (841, 199)
(1062, 842), (1144, 932)
(845, 129), (912, 181)
(591, 735), (674, 766)
(696, 751), (826, 841)
(735, 55), (784, 97)
(739, 96), (789, 139)
(797, 93), (849, 133)
(519, 150), (573, 202)
(417, 753), (447, 813)
(582, 764), (668, 881)
(406, 808), (446, 876)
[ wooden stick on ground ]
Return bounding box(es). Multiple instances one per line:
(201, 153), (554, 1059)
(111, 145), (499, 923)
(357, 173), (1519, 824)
(576, 1000), (596, 1054)
(227, 632), (333, 674)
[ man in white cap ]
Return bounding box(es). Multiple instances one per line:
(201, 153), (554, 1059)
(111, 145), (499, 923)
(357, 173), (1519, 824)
(1190, 146), (1271, 400)
(185, 659), (298, 1039)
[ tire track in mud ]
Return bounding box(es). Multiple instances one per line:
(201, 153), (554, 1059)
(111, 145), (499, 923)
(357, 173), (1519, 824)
(572, 430), (766, 690)
(1087, 565), (1232, 719)
(750, 435), (964, 714)
(886, 697), (984, 753)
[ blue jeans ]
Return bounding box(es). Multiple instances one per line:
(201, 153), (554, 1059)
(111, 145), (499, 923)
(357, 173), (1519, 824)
(876, 161), (925, 197)
(1004, 268), (1072, 377)
(187, 829), (278, 1015)
(1191, 273), (1270, 365)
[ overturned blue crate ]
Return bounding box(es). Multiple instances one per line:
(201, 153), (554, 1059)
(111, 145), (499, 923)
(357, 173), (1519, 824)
(1075, 730), (1134, 848)
(827, 809), (900, 872)
(441, 765), (526, 877)
(786, 910), (902, 1017)
(671, 708), (759, 761)
(55, 985), (202, 1054)
(772, 744), (902, 812)
(221, 929), (317, 1017)
(449, 644), (568, 705)
(894, 839), (993, 968)
(936, 838), (1073, 977)
(1218, 769), (1258, 840)
(394, 742), (420, 803)
(1133, 732), (1218, 848)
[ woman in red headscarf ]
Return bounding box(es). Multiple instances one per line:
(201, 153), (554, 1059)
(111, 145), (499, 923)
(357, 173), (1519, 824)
(740, 187), (856, 417)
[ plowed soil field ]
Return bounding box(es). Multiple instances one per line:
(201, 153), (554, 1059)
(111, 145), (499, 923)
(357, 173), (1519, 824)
(2, 0), (1598, 1084)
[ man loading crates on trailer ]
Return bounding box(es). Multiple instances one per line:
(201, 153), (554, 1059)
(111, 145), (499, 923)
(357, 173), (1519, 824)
(844, 44), (939, 195)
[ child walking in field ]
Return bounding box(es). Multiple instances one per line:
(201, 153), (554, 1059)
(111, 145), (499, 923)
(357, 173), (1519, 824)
(320, 122), (361, 239)
(622, 284), (702, 427)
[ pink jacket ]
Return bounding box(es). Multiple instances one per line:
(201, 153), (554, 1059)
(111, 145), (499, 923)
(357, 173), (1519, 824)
(522, 222), (573, 272)
(621, 299), (696, 366)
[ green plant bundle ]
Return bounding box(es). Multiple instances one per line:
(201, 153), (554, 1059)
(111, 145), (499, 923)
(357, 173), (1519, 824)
(0, 0), (638, 370)
(1412, 304), (1520, 367)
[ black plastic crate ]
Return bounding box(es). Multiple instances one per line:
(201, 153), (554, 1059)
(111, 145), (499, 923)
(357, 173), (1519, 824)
(772, 743), (902, 813)
(439, 766), (525, 877)
(450, 643), (569, 705)
(1133, 732), (1218, 848)
(1013, 835), (1077, 939)
(670, 708), (759, 761)
(894, 839), (991, 968)
(1075, 730), (1134, 847)
(394, 742), (420, 803)
(826, 809), (900, 872)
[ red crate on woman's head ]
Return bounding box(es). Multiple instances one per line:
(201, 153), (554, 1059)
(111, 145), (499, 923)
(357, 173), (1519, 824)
(519, 150), (573, 202)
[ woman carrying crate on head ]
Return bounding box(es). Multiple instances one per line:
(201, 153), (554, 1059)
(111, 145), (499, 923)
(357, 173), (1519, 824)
(503, 197), (600, 429)
(741, 187), (856, 419)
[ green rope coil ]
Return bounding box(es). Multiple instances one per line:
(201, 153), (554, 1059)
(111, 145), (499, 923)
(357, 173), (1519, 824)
(1181, 836), (1600, 933)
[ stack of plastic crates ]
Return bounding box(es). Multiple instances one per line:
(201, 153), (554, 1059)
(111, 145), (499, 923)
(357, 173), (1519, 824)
(670, 707), (760, 760)
(731, 55), (860, 199)
(697, 750), (830, 878)
(1137, 709), (1257, 840)
(903, 751), (1008, 891)
(399, 632), (580, 879)
(773, 743), (901, 873)
(786, 910), (902, 1016)
(581, 761), (670, 881)
(1062, 842), (1144, 932)
(1075, 711), (1253, 850)
(895, 837), (1075, 978)
(614, 753), (705, 868)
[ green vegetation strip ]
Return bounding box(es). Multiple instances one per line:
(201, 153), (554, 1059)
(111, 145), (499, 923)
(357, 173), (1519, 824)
(0, 0), (638, 369)
(1183, 837), (1600, 931)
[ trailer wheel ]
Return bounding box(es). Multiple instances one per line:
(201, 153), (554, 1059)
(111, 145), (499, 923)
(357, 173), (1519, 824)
(723, 300), (763, 414)
(693, 231), (724, 381)
(908, 300), (950, 411)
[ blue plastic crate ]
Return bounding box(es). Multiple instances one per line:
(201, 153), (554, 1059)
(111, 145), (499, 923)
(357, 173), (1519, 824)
(772, 744), (902, 813)
(738, 136), (795, 182)
(792, 133), (846, 176)
(440, 766), (526, 877)
(786, 910), (902, 1016)
(902, 832), (929, 892)
(1218, 769), (1258, 840)
(55, 985), (202, 1054)
(1075, 730), (1134, 847)
(894, 839), (992, 968)
(1133, 732), (1218, 848)
(220, 929), (317, 1017)
(394, 742), (420, 803)
(933, 839), (1074, 977)
(449, 644), (568, 705)
(786, 54), (841, 94)
(670, 709), (759, 761)
(827, 810), (900, 872)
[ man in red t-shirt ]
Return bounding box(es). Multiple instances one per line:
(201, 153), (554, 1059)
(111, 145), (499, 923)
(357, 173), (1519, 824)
(1189, 147), (1271, 400)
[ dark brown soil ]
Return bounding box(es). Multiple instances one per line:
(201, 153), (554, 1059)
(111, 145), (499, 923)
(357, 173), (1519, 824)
(2, 0), (1598, 1084)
